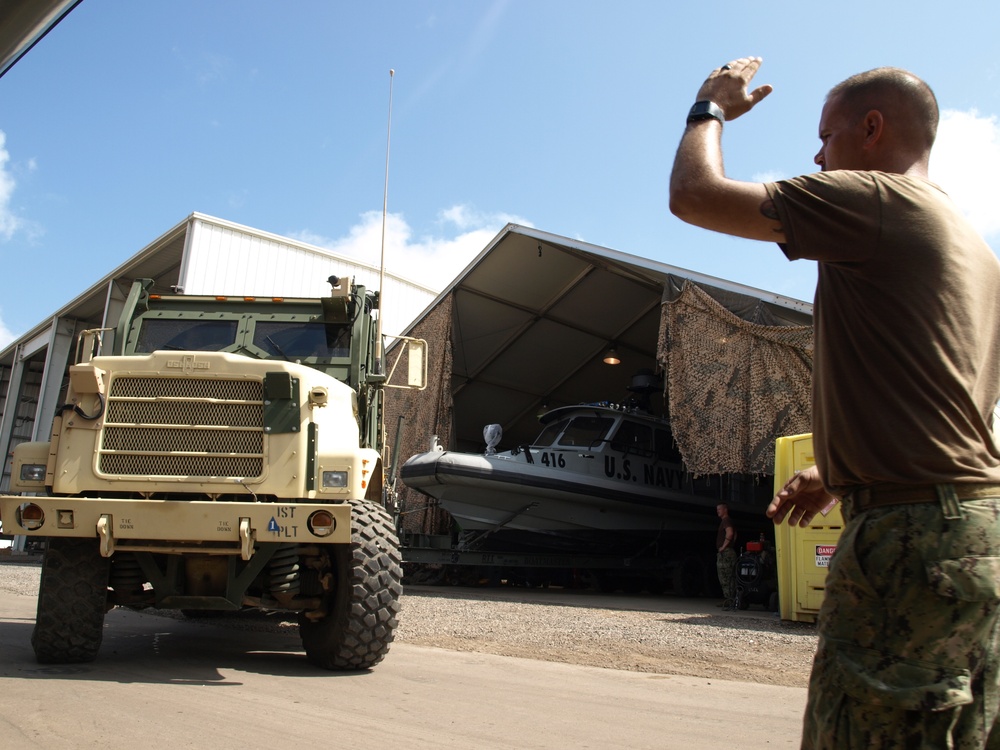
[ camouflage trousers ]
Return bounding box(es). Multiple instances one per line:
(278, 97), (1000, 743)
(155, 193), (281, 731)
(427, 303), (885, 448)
(717, 548), (737, 602)
(802, 494), (1000, 749)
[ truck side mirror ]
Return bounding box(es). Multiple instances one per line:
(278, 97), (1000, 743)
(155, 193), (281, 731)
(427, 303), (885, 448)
(407, 339), (427, 389)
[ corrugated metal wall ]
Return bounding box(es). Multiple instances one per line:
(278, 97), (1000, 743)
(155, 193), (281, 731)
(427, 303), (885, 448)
(0, 357), (43, 493)
(178, 216), (435, 337)
(0, 361), (11, 493)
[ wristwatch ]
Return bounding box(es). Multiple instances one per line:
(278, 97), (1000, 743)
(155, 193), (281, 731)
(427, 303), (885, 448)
(687, 100), (725, 125)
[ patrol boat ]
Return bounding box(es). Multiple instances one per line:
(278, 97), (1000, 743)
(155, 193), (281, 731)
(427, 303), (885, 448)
(399, 398), (766, 546)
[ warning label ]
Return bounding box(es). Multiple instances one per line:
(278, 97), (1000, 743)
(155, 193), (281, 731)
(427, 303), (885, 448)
(815, 545), (837, 568)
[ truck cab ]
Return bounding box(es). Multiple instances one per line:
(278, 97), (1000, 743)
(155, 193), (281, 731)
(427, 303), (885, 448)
(0, 276), (426, 670)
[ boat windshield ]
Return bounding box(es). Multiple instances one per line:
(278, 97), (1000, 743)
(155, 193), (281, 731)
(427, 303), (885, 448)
(611, 422), (683, 462)
(556, 416), (614, 448)
(533, 418), (569, 447)
(655, 428), (683, 462)
(533, 413), (619, 449)
(610, 420), (653, 456)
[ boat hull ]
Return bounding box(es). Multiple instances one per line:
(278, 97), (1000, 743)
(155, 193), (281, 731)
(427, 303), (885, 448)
(400, 448), (740, 535)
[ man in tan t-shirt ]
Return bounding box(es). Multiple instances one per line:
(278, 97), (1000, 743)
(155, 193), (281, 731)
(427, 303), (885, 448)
(670, 58), (1000, 748)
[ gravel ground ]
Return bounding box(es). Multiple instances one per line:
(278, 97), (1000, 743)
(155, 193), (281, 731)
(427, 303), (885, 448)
(397, 587), (818, 688)
(0, 558), (818, 688)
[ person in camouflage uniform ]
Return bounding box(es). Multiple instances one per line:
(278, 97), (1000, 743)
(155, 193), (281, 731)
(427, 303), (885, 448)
(670, 58), (1000, 748)
(799, 492), (1000, 748)
(715, 503), (738, 610)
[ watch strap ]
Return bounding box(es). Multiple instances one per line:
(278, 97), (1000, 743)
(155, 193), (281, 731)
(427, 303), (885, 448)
(687, 100), (725, 125)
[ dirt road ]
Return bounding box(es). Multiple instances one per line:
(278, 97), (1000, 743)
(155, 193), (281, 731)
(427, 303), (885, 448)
(0, 577), (808, 749)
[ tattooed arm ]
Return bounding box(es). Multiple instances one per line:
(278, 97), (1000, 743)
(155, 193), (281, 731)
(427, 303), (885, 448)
(669, 57), (786, 242)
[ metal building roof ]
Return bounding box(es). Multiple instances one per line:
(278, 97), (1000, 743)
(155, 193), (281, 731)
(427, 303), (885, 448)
(0, 213), (436, 367)
(0, 0), (82, 79)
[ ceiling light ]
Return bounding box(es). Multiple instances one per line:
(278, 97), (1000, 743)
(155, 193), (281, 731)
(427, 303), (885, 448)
(603, 345), (621, 366)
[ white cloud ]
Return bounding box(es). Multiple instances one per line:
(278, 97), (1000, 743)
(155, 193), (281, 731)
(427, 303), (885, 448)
(0, 131), (22, 241)
(0, 313), (15, 350)
(751, 170), (791, 184)
(931, 109), (1000, 240)
(291, 205), (531, 291)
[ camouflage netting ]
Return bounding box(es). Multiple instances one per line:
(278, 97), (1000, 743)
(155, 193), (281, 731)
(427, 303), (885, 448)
(382, 292), (455, 535)
(657, 280), (813, 475)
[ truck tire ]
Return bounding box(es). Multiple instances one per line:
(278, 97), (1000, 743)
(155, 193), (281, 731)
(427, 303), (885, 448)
(32, 538), (110, 664)
(299, 499), (402, 670)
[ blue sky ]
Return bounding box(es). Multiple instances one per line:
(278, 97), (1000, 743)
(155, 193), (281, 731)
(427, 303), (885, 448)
(1, 0), (998, 347)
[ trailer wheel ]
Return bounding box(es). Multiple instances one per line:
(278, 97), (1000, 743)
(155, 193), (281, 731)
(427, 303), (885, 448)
(181, 609), (230, 618)
(32, 538), (110, 664)
(673, 556), (706, 598)
(299, 499), (402, 670)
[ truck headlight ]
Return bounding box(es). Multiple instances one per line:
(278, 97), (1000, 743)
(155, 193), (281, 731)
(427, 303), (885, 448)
(20, 464), (47, 482)
(321, 470), (348, 488)
(18, 503), (45, 531)
(308, 510), (336, 537)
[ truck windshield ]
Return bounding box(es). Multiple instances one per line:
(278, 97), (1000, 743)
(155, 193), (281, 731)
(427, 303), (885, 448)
(135, 319), (239, 352)
(253, 321), (350, 358)
(133, 318), (350, 359)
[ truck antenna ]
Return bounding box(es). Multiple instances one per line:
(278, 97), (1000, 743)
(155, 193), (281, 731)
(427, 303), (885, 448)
(375, 67), (395, 375)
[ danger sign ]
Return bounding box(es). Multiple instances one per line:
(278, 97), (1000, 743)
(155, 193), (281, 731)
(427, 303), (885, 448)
(815, 545), (837, 568)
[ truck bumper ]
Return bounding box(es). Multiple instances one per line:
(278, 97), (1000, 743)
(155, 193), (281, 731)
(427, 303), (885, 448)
(0, 496), (352, 559)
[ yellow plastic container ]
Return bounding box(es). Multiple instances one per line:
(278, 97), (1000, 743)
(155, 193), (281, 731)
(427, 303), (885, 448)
(773, 433), (845, 622)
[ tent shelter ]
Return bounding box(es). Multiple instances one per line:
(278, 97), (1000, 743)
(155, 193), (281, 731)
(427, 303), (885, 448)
(385, 225), (815, 535)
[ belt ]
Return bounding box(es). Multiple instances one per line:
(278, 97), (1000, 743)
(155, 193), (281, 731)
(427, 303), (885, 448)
(846, 482), (1000, 511)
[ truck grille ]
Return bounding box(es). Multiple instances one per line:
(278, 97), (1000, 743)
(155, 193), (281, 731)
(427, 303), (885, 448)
(98, 377), (266, 478)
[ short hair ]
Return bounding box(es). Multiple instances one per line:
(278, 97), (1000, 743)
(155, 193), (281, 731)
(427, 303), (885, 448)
(827, 67), (939, 150)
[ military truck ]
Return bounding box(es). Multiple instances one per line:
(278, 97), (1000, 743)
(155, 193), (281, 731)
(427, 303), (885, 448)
(0, 276), (426, 670)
